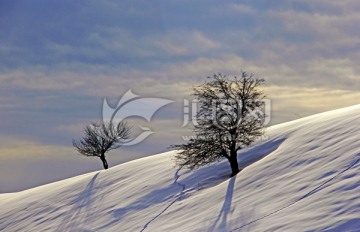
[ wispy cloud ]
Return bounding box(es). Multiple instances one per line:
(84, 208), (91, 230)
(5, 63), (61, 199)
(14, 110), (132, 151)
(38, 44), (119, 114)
(228, 3), (256, 15)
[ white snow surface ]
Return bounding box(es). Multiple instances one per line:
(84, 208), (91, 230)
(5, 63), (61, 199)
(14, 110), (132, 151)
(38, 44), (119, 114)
(1, 105), (360, 232)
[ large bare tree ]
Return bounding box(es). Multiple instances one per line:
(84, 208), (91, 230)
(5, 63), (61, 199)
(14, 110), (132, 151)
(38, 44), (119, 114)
(173, 73), (266, 176)
(73, 121), (131, 169)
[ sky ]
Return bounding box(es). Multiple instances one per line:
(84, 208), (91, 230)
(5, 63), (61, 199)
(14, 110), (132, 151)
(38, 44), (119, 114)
(1, 0), (360, 192)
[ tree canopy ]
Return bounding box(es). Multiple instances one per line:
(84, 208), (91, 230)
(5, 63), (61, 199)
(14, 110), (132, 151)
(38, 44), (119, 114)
(173, 72), (266, 176)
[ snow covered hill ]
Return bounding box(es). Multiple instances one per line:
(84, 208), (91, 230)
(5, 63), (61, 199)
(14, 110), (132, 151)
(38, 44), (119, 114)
(1, 105), (360, 232)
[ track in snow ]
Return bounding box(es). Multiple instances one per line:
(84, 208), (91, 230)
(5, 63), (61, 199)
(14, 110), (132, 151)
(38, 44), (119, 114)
(140, 166), (186, 232)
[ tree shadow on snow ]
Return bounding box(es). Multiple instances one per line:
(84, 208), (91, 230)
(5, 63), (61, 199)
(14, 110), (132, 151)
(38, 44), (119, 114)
(56, 172), (100, 232)
(237, 138), (286, 169)
(179, 138), (287, 193)
(207, 175), (258, 232)
(209, 175), (236, 231)
(98, 138), (286, 230)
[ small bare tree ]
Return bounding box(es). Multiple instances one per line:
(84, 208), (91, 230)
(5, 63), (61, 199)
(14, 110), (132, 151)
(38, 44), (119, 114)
(73, 121), (131, 169)
(173, 72), (266, 176)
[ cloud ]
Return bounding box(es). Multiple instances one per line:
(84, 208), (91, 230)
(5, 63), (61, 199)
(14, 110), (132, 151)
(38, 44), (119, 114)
(0, 136), (73, 160)
(296, 0), (360, 14)
(228, 3), (256, 15)
(0, 0), (165, 70)
(154, 30), (220, 56)
(192, 31), (219, 50)
(265, 86), (360, 124)
(263, 6), (360, 57)
(156, 39), (189, 56)
(2, 51), (359, 103)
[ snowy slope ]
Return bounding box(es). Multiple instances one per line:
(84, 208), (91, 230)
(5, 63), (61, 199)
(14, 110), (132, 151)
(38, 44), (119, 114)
(1, 105), (360, 232)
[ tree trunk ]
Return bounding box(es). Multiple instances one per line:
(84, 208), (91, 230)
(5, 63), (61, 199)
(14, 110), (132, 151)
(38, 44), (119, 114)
(100, 154), (108, 170)
(229, 150), (240, 177)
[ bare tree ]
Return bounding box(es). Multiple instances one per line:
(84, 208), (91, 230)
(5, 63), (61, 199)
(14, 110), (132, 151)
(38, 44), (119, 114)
(173, 73), (266, 176)
(73, 121), (131, 169)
